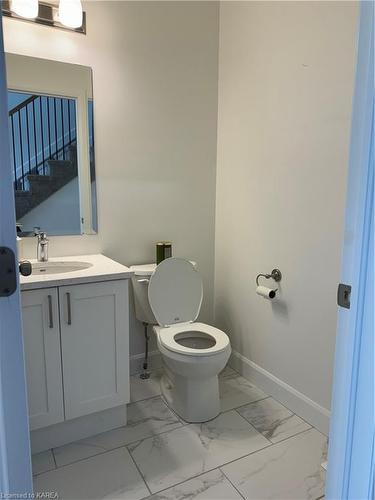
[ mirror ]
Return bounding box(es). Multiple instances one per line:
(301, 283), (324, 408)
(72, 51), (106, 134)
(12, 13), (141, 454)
(5, 54), (97, 236)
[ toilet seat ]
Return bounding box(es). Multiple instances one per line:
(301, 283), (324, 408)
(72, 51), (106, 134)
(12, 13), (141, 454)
(155, 322), (230, 357)
(149, 258), (230, 358)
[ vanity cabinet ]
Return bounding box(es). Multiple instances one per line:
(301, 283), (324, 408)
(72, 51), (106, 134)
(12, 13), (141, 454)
(21, 280), (129, 432)
(59, 281), (129, 420)
(21, 288), (64, 431)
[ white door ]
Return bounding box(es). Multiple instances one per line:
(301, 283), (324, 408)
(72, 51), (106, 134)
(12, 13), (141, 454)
(326, 2), (374, 498)
(59, 280), (129, 420)
(0, 15), (32, 493)
(21, 288), (64, 430)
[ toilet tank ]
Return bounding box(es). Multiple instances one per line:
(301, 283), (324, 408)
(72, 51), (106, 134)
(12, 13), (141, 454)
(130, 264), (158, 324)
(130, 261), (197, 325)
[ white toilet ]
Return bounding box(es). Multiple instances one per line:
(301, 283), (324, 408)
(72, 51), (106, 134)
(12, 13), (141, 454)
(130, 258), (231, 422)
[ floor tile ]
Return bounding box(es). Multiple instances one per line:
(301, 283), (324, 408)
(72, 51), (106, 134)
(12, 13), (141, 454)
(54, 396), (182, 467)
(219, 369), (268, 411)
(32, 450), (55, 476)
(143, 469), (243, 500)
(237, 397), (311, 443)
(34, 447), (149, 500)
(130, 370), (162, 402)
(128, 409), (269, 494)
(222, 428), (327, 500)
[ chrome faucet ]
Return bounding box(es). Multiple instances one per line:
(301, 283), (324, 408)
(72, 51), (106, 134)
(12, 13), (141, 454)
(34, 227), (49, 262)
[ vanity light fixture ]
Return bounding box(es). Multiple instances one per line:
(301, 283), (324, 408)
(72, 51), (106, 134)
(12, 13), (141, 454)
(10, 0), (38, 19)
(1, 0), (86, 34)
(58, 0), (82, 29)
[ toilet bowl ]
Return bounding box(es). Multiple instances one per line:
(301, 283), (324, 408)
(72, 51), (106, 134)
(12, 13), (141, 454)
(130, 258), (231, 422)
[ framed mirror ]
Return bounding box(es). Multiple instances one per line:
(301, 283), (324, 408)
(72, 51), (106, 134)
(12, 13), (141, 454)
(5, 53), (97, 236)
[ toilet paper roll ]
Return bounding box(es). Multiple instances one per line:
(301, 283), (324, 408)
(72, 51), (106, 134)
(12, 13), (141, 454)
(256, 286), (277, 299)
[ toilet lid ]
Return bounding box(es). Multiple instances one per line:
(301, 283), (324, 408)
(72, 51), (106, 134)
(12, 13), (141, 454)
(148, 258), (203, 327)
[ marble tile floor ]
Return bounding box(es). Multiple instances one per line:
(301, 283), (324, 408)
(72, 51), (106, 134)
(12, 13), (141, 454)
(33, 366), (326, 500)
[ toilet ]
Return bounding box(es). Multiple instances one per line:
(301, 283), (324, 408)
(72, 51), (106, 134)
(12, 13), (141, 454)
(130, 258), (231, 422)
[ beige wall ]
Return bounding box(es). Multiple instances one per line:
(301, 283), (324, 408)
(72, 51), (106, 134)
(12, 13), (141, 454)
(215, 1), (358, 411)
(4, 1), (220, 357)
(5, 0), (358, 410)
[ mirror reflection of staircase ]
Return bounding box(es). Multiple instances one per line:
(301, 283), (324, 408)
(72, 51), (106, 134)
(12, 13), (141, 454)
(9, 93), (78, 220)
(15, 148), (78, 219)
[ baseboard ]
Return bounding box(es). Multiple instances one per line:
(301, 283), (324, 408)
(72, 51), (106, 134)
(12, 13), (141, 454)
(31, 405), (127, 454)
(229, 351), (330, 435)
(130, 350), (162, 375)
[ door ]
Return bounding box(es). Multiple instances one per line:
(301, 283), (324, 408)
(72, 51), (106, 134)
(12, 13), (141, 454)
(0, 14), (32, 494)
(59, 280), (129, 420)
(21, 288), (64, 430)
(326, 2), (374, 499)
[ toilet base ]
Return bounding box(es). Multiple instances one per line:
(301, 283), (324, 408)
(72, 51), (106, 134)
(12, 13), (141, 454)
(160, 364), (221, 423)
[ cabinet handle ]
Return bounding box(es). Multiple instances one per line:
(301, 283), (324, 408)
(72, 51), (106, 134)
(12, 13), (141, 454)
(47, 295), (53, 329)
(66, 292), (72, 325)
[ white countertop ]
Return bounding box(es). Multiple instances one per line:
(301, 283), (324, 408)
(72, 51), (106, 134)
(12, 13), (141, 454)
(20, 254), (133, 291)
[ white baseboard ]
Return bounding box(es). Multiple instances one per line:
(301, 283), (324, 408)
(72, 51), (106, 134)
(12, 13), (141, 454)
(130, 350), (162, 375)
(229, 350), (330, 435)
(31, 405), (127, 454)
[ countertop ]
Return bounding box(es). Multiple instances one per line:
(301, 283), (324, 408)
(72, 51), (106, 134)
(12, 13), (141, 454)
(20, 254), (133, 291)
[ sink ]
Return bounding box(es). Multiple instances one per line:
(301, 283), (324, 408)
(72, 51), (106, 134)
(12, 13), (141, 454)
(32, 261), (93, 275)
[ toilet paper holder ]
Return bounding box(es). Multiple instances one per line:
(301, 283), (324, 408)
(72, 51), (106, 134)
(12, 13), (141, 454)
(256, 269), (282, 286)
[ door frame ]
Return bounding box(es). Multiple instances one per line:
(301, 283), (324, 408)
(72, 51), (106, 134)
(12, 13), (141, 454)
(0, 13), (33, 494)
(0, 1), (373, 496)
(326, 2), (374, 498)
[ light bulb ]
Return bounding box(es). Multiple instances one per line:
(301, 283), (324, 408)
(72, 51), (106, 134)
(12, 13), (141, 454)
(10, 0), (38, 19)
(58, 0), (83, 29)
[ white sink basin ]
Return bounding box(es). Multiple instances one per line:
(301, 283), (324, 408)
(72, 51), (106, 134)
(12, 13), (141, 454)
(32, 261), (93, 275)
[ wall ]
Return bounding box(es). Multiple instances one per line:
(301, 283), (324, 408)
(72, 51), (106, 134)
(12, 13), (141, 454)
(4, 0), (359, 415)
(4, 1), (220, 358)
(215, 1), (358, 417)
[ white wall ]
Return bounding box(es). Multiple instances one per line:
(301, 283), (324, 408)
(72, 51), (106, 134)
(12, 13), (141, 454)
(5, 0), (359, 409)
(215, 1), (358, 412)
(4, 1), (219, 357)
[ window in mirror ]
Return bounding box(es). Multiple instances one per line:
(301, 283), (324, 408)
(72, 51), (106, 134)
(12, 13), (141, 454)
(8, 90), (81, 235)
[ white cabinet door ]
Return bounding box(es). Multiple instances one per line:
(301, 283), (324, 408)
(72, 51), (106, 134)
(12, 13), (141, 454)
(21, 288), (64, 431)
(59, 280), (129, 420)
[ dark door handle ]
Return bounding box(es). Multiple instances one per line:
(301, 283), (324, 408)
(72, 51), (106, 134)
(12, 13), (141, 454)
(19, 260), (32, 276)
